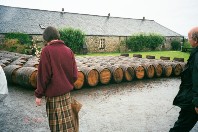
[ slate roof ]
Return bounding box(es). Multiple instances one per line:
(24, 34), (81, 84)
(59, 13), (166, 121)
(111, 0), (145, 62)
(0, 5), (182, 37)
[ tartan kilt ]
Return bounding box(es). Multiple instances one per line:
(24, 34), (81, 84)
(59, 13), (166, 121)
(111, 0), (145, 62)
(45, 93), (75, 132)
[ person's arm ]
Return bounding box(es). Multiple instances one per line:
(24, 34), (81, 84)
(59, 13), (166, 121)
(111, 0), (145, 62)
(192, 53), (198, 113)
(35, 48), (52, 98)
(72, 52), (78, 82)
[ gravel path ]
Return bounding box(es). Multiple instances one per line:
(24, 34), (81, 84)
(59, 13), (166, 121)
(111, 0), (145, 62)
(1, 77), (198, 132)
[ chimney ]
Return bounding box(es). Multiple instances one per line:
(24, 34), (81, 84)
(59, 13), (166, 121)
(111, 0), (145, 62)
(108, 13), (110, 18)
(61, 8), (64, 14)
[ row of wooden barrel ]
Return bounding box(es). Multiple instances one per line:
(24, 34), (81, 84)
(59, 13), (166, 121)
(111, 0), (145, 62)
(74, 60), (185, 89)
(3, 65), (38, 88)
(0, 51), (186, 90)
(1, 60), (185, 89)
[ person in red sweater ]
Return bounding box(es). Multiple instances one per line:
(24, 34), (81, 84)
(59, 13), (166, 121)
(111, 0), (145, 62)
(35, 26), (78, 132)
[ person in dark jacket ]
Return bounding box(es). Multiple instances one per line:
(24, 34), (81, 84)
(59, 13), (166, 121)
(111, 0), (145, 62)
(35, 26), (78, 132)
(170, 27), (198, 132)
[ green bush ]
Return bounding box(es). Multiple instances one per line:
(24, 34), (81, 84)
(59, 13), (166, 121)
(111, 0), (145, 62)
(125, 33), (164, 51)
(183, 41), (191, 48)
(5, 32), (31, 44)
(59, 27), (85, 54)
(171, 40), (181, 51)
(2, 39), (29, 54)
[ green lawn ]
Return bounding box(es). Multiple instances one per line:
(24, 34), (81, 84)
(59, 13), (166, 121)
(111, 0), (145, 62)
(77, 51), (190, 62)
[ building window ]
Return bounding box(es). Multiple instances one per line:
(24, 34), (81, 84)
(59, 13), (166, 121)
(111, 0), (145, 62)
(99, 39), (105, 49)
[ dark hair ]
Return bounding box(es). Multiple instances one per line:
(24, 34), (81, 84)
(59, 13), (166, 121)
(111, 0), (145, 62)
(43, 26), (60, 42)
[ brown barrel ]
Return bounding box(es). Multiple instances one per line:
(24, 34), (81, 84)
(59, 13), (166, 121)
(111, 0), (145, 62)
(95, 66), (112, 85)
(173, 57), (184, 62)
(18, 57), (28, 61)
(153, 63), (163, 77)
(120, 53), (129, 57)
(0, 62), (6, 68)
(178, 62), (186, 70)
(23, 61), (39, 68)
(120, 65), (135, 81)
(74, 70), (85, 89)
(0, 59), (11, 66)
(133, 54), (142, 58)
(130, 64), (145, 79)
(15, 67), (38, 88)
(146, 55), (155, 59)
(161, 63), (173, 77)
(141, 63), (155, 79)
(160, 56), (170, 60)
(80, 66), (99, 87)
(3, 65), (22, 83)
(108, 66), (123, 83)
(170, 62), (183, 76)
(10, 58), (27, 67)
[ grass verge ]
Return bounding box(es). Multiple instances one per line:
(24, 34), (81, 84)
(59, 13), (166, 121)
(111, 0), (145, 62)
(77, 51), (190, 62)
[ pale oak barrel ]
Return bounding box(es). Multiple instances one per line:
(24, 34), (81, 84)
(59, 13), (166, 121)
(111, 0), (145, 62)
(74, 70), (85, 89)
(3, 65), (22, 83)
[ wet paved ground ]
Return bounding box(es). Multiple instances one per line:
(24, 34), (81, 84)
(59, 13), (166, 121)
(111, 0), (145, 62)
(1, 77), (198, 132)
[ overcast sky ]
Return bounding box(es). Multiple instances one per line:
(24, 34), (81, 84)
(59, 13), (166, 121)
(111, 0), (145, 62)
(1, 0), (198, 36)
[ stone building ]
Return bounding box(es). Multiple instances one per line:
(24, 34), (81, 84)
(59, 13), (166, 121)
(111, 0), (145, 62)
(0, 5), (183, 53)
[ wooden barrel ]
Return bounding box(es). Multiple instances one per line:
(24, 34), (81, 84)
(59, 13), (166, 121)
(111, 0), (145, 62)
(120, 53), (129, 57)
(3, 65), (22, 83)
(10, 58), (27, 66)
(153, 63), (163, 77)
(173, 57), (184, 62)
(130, 64), (145, 79)
(74, 70), (85, 89)
(108, 66), (123, 83)
(0, 59), (11, 66)
(80, 66), (99, 87)
(0, 58), (12, 62)
(15, 67), (38, 88)
(160, 56), (170, 60)
(146, 55), (155, 59)
(178, 62), (186, 70)
(120, 65), (135, 81)
(141, 63), (155, 79)
(161, 63), (173, 77)
(23, 61), (39, 68)
(18, 57), (28, 61)
(0, 63), (6, 68)
(95, 66), (112, 85)
(133, 54), (142, 58)
(170, 62), (183, 76)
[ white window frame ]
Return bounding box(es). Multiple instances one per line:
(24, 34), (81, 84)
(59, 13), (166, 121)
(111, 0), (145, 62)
(99, 39), (105, 49)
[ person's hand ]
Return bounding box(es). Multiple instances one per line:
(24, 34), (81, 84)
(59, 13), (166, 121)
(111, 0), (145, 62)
(195, 107), (198, 114)
(35, 97), (42, 106)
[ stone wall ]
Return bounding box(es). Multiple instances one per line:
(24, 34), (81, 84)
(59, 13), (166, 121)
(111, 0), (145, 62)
(85, 36), (127, 53)
(85, 36), (184, 53)
(0, 33), (183, 53)
(161, 36), (183, 50)
(31, 35), (44, 46)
